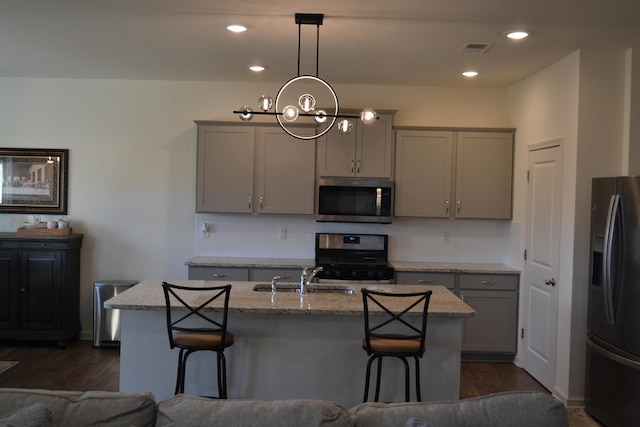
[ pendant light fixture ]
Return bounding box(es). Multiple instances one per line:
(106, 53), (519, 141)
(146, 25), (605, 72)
(233, 13), (377, 140)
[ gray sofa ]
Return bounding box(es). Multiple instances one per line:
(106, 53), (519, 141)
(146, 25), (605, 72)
(0, 388), (568, 427)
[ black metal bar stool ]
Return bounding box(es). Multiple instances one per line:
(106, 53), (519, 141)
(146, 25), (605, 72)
(361, 288), (432, 402)
(162, 282), (234, 398)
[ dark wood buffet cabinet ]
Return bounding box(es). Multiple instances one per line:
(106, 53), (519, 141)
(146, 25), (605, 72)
(0, 233), (83, 347)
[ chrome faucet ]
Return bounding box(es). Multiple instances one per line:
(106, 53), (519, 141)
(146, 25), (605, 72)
(300, 266), (323, 295)
(271, 275), (288, 294)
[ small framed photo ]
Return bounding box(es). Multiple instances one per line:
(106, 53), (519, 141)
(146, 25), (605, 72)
(0, 148), (69, 214)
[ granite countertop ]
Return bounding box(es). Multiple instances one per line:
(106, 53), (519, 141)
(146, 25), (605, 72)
(185, 257), (316, 269)
(105, 279), (474, 318)
(391, 261), (520, 274)
(185, 256), (519, 275)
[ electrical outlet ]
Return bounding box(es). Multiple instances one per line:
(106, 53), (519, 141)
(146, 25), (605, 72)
(202, 223), (211, 238)
(442, 231), (450, 243)
(279, 228), (287, 240)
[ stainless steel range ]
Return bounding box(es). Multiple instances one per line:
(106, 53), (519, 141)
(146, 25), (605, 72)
(314, 233), (395, 282)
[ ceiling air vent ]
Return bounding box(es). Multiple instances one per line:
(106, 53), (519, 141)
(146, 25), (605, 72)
(458, 43), (493, 54)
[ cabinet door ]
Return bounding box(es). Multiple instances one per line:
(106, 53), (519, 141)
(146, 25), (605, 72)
(0, 249), (20, 329)
(395, 130), (453, 217)
(255, 126), (316, 214)
(455, 132), (513, 219)
(460, 289), (518, 354)
(395, 271), (455, 290)
(316, 111), (394, 178)
(356, 112), (394, 178)
(316, 123), (357, 177)
(20, 250), (62, 331)
(196, 126), (255, 213)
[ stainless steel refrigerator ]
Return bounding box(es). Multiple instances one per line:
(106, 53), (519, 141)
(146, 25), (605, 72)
(586, 176), (640, 426)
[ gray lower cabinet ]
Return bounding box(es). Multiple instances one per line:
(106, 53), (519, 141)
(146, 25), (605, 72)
(394, 271), (455, 290)
(458, 274), (519, 360)
(187, 266), (303, 283)
(250, 268), (300, 283)
(188, 266), (250, 281)
(395, 270), (519, 360)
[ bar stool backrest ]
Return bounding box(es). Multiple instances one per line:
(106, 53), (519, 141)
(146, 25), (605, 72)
(161, 282), (232, 350)
(361, 289), (432, 356)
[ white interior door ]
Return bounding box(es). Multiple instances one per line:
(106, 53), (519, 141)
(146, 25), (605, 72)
(522, 142), (562, 390)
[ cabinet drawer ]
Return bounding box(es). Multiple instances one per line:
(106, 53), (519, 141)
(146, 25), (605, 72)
(458, 274), (518, 291)
(18, 241), (69, 250)
(395, 272), (455, 289)
(188, 266), (249, 281)
(250, 268), (299, 283)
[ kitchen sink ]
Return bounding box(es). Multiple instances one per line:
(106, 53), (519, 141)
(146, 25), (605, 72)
(252, 283), (357, 295)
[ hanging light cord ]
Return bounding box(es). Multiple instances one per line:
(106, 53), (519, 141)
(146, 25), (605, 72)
(296, 19), (321, 77)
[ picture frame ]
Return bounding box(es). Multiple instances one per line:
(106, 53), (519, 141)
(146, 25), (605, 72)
(0, 148), (69, 214)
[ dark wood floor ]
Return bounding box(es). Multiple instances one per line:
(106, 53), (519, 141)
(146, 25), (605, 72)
(0, 340), (548, 398)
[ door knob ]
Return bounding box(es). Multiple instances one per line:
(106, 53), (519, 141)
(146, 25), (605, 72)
(544, 278), (556, 286)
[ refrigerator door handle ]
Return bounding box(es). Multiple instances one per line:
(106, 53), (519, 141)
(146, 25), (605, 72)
(603, 194), (620, 326)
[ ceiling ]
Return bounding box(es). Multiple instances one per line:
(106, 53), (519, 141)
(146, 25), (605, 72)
(1, 0), (640, 88)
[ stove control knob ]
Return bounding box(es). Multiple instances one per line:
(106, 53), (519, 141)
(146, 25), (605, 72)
(351, 270), (358, 278)
(367, 271), (374, 279)
(333, 270), (341, 278)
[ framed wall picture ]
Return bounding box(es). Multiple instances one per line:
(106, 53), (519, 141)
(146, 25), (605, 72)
(0, 148), (69, 214)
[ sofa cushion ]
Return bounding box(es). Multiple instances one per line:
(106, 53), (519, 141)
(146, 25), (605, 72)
(350, 391), (569, 427)
(0, 388), (156, 427)
(0, 402), (52, 427)
(157, 394), (352, 427)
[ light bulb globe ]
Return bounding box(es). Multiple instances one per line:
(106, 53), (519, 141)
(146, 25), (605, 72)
(282, 105), (299, 122)
(360, 108), (377, 125)
(258, 95), (273, 111)
(238, 106), (253, 122)
(314, 110), (328, 124)
(337, 119), (352, 135)
(298, 94), (316, 113)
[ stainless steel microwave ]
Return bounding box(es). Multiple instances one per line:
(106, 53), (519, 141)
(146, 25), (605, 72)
(316, 178), (394, 223)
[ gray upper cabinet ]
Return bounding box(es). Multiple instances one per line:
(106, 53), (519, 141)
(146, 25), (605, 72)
(394, 129), (514, 219)
(196, 125), (255, 213)
(455, 132), (514, 219)
(196, 122), (316, 214)
(395, 130), (453, 217)
(316, 111), (394, 178)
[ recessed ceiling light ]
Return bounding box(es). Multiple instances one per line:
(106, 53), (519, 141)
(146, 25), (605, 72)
(462, 71), (478, 77)
(227, 25), (247, 33)
(506, 31), (531, 40)
(248, 65), (266, 72)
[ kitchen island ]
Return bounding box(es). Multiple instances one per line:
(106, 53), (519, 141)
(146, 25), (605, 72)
(106, 280), (474, 406)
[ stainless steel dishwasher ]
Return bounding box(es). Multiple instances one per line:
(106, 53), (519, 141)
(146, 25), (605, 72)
(93, 280), (138, 348)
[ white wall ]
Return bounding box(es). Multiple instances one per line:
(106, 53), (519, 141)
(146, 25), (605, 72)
(508, 49), (629, 405)
(508, 52), (581, 402)
(0, 77), (510, 339)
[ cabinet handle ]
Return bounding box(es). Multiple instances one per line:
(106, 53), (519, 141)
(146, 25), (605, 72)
(350, 160), (355, 173)
(418, 279), (433, 284)
(480, 280), (496, 286)
(356, 160), (361, 173)
(248, 196), (252, 209)
(212, 273), (226, 278)
(20, 288), (27, 293)
(457, 200), (461, 214)
(445, 200), (450, 214)
(259, 196), (263, 209)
